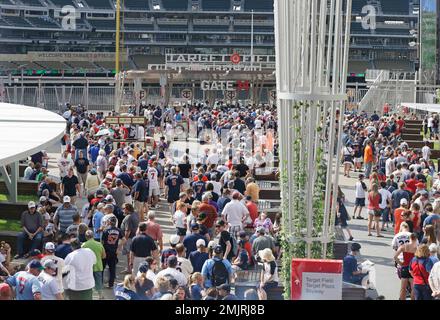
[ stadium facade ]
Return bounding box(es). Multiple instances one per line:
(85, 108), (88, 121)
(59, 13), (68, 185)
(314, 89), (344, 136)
(0, 0), (419, 77)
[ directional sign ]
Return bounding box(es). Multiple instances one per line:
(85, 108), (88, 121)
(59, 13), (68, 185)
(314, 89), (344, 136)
(181, 89), (193, 99)
(225, 90), (237, 100)
(105, 117), (146, 125)
(270, 90), (277, 100)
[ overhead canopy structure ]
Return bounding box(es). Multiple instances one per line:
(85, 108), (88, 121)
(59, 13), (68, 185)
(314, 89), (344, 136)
(400, 103), (440, 113)
(0, 103), (66, 202)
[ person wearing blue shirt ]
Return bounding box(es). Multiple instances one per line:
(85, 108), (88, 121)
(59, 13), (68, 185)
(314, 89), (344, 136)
(189, 239), (209, 273)
(88, 144), (100, 165)
(117, 165), (135, 188)
(183, 224), (208, 258)
(201, 246), (233, 288)
(6, 260), (42, 300)
(92, 204), (105, 240)
(114, 275), (139, 300)
(343, 243), (368, 285)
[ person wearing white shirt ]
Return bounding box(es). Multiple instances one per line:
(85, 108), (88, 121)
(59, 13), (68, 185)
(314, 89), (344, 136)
(63, 239), (96, 300)
(155, 256), (188, 287)
(38, 260), (64, 300)
(41, 242), (65, 293)
(378, 182), (392, 231)
(207, 149), (219, 166)
(175, 244), (193, 280)
(422, 142), (432, 161)
(173, 202), (187, 241)
(353, 174), (367, 219)
(223, 192), (249, 238)
(429, 261), (440, 298)
(385, 155), (395, 177)
(57, 151), (74, 179)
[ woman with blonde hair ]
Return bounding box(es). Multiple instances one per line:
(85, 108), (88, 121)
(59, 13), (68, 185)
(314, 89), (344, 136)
(258, 248), (279, 292)
(410, 244), (433, 300)
(189, 272), (205, 300)
(114, 275), (139, 300)
(367, 183), (383, 237)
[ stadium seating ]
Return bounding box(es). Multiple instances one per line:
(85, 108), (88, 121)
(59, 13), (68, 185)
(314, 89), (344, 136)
(350, 22), (370, 34)
(38, 61), (69, 70)
(244, 0), (273, 12)
(234, 25), (274, 33)
(351, 0), (368, 14)
(375, 28), (410, 35)
(48, 0), (76, 6)
(65, 61), (100, 69)
(26, 16), (60, 28)
(124, 0), (150, 10)
(201, 0), (231, 11)
(2, 16), (32, 27)
(124, 23), (154, 30)
(0, 0), (13, 4)
(159, 24), (187, 31)
(375, 59), (412, 71)
(348, 61), (369, 74)
(88, 19), (116, 30)
(161, 0), (188, 11)
(193, 25), (229, 32)
(84, 0), (113, 9)
(381, 1), (410, 15)
(19, 0), (44, 6)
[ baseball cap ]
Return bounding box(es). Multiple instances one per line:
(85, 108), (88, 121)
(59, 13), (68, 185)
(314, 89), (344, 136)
(105, 174), (112, 180)
(28, 259), (44, 271)
(115, 178), (122, 185)
(190, 223), (200, 230)
(42, 259), (57, 270)
(0, 283), (11, 299)
(28, 201), (36, 209)
(239, 231), (247, 238)
(169, 235), (180, 245)
(197, 212), (207, 221)
(207, 240), (216, 249)
(196, 239), (206, 248)
(29, 249), (41, 257)
(214, 245), (223, 254)
(256, 226), (266, 234)
(39, 196), (47, 203)
(351, 243), (361, 252)
(44, 242), (56, 252)
(63, 195), (71, 203)
(217, 283), (231, 292)
(95, 189), (104, 197)
(400, 198), (408, 205)
(138, 261), (150, 274)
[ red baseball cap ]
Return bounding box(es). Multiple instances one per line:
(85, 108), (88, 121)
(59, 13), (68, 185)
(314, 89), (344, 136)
(0, 283), (11, 300)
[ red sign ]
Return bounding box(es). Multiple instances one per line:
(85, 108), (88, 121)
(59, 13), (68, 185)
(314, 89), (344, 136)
(230, 53), (241, 64)
(291, 258), (343, 300)
(237, 80), (250, 91)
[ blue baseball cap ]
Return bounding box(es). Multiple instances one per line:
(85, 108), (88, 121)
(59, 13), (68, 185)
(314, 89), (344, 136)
(28, 259), (44, 271)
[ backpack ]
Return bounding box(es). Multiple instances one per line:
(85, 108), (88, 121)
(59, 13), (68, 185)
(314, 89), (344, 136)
(211, 259), (229, 286)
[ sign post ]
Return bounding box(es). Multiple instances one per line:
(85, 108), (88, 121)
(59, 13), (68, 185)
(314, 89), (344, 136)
(291, 258), (343, 300)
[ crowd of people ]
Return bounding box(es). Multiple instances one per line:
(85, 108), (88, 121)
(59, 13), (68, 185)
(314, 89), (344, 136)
(0, 102), (282, 300)
(340, 110), (440, 300)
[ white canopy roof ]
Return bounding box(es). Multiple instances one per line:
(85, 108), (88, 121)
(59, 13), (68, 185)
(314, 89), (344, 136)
(0, 103), (66, 167)
(400, 103), (440, 113)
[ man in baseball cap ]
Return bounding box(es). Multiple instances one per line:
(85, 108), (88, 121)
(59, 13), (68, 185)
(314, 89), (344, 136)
(39, 259), (64, 300)
(182, 223), (207, 258)
(63, 195), (71, 203)
(160, 235), (180, 269)
(343, 243), (368, 285)
(217, 283), (238, 300)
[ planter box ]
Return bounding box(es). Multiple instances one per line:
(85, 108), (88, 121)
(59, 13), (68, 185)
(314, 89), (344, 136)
(0, 202), (28, 220)
(0, 180), (39, 196)
(405, 140), (433, 149)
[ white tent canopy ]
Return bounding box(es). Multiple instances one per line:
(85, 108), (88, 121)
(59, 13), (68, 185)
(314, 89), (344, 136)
(0, 103), (66, 167)
(400, 102), (440, 113)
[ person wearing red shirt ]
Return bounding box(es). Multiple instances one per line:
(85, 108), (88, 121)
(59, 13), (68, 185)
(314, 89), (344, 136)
(394, 199), (409, 234)
(199, 196), (217, 235)
(367, 184), (383, 237)
(409, 244), (433, 300)
(245, 196), (258, 229)
(411, 202), (422, 235)
(396, 117), (405, 136)
(405, 172), (418, 195)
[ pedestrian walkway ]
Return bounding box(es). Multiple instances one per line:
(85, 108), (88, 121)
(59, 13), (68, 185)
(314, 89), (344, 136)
(339, 171), (400, 300)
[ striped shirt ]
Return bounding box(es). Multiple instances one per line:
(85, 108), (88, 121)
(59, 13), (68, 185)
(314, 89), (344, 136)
(54, 205), (78, 233)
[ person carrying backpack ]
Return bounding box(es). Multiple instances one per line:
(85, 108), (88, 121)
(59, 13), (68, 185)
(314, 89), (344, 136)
(201, 245), (233, 288)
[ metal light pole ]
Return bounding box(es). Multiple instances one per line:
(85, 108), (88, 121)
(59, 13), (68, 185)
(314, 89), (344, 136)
(251, 9), (254, 70)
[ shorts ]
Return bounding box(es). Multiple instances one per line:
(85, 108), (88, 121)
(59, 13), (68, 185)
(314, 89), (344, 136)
(367, 209), (380, 216)
(149, 186), (160, 197)
(399, 266), (412, 279)
(381, 208), (390, 222)
(355, 198), (365, 207)
(122, 238), (132, 256)
(176, 227), (187, 236)
(354, 157), (363, 164)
